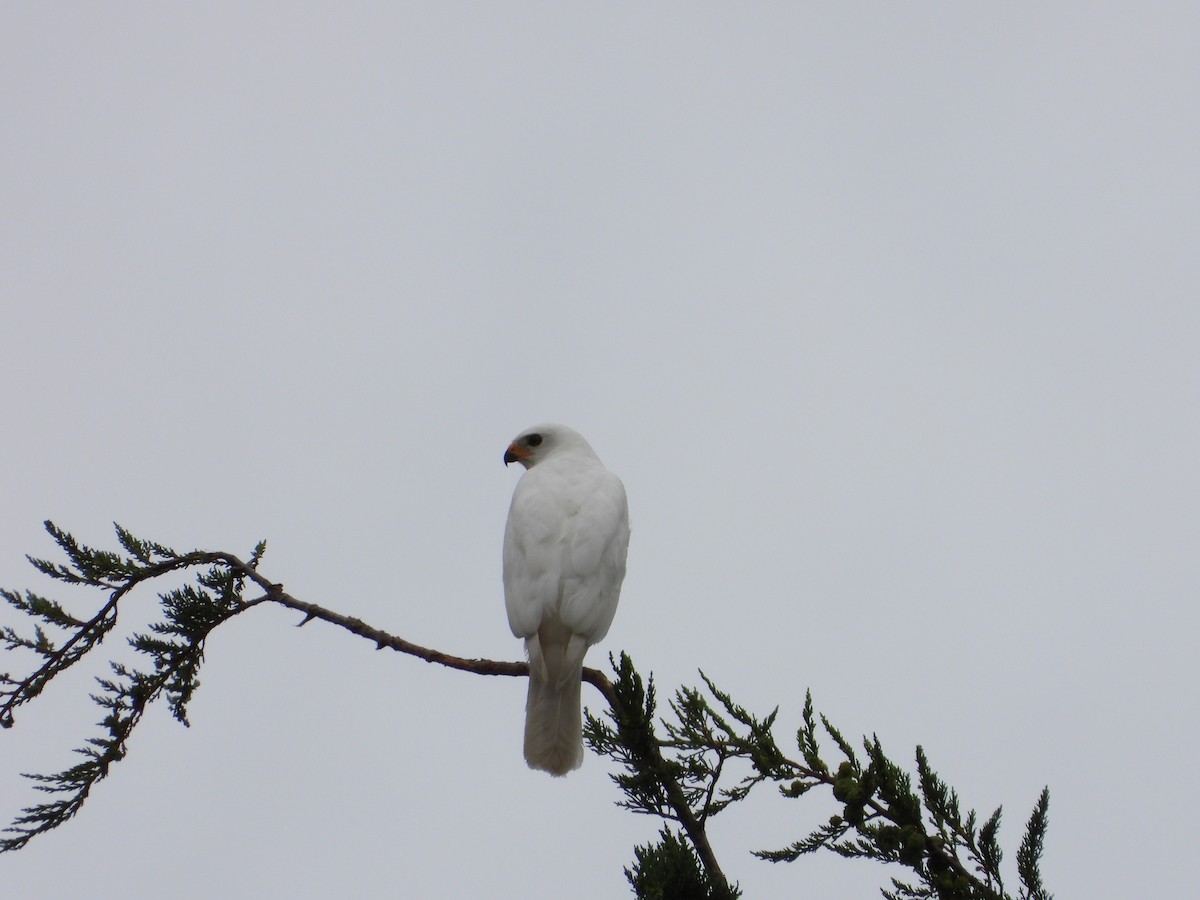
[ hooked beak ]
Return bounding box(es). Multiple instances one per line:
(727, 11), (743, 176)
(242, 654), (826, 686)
(504, 442), (526, 466)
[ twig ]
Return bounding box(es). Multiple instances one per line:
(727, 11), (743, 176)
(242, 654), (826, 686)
(213, 554), (620, 707)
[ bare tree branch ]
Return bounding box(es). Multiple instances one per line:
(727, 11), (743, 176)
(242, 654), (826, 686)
(210, 551), (623, 711)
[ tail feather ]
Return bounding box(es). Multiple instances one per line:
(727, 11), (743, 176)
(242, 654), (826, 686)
(523, 657), (584, 776)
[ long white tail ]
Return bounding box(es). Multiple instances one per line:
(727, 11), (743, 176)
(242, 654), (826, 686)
(523, 655), (584, 776)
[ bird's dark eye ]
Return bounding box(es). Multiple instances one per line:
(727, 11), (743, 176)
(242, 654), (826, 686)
(526, 434), (543, 447)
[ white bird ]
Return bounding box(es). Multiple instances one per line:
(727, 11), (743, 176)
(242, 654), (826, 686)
(503, 424), (630, 776)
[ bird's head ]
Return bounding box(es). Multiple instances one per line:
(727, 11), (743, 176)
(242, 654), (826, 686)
(504, 424), (595, 469)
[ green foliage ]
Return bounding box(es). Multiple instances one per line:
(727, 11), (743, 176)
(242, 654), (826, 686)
(586, 655), (742, 900)
(1016, 789), (1052, 900)
(587, 656), (1052, 900)
(626, 828), (727, 900)
(585, 652), (679, 820)
(0, 522), (266, 851)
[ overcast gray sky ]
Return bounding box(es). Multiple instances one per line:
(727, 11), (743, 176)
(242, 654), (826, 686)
(3, 4), (1197, 898)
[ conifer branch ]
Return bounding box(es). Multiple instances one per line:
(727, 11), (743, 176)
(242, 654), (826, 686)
(0, 523), (622, 853)
(588, 662), (1053, 900)
(2, 522), (1051, 900)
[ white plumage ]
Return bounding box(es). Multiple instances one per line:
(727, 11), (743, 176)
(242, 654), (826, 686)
(502, 424), (630, 776)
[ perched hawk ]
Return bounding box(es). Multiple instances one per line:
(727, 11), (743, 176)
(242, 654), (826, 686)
(502, 424), (630, 775)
